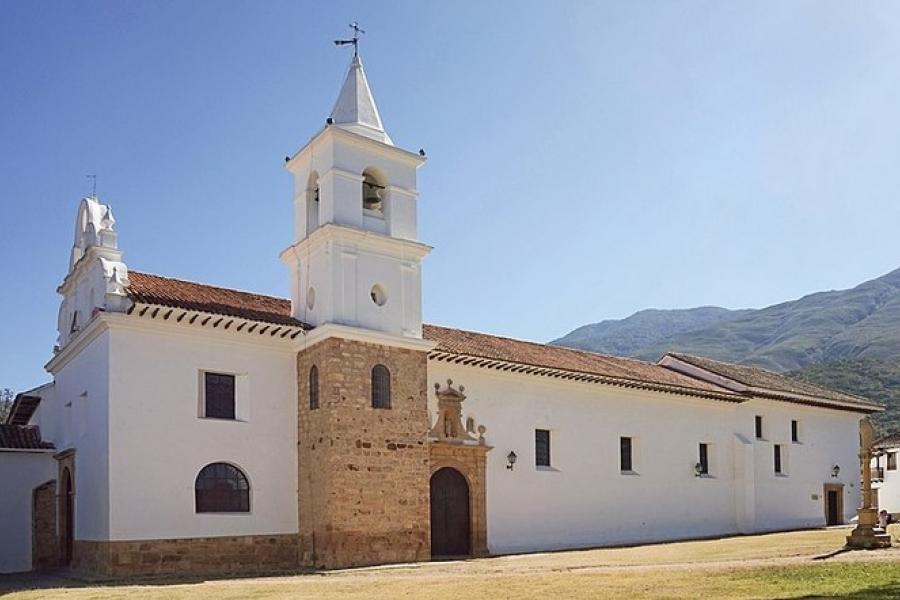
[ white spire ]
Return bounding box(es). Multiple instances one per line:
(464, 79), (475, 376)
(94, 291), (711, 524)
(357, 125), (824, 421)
(329, 55), (393, 145)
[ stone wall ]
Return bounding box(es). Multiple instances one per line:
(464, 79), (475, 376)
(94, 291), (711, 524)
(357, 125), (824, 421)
(31, 480), (58, 569)
(297, 337), (431, 568)
(74, 534), (299, 577)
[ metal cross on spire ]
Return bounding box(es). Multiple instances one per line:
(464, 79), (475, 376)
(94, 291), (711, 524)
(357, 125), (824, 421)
(334, 21), (365, 57)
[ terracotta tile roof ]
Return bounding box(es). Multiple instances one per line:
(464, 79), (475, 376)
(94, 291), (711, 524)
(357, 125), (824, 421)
(423, 324), (740, 399)
(665, 352), (880, 409)
(0, 424), (54, 450)
(120, 272), (870, 410)
(6, 394), (41, 426)
(127, 272), (308, 328)
(876, 432), (900, 449)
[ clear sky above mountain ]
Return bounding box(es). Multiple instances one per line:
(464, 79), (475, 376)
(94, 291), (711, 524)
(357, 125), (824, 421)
(2, 1), (900, 392)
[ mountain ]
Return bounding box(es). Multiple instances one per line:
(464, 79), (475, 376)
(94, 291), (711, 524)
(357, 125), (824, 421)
(552, 267), (900, 433)
(553, 267), (900, 373)
(554, 306), (747, 357)
(789, 359), (900, 434)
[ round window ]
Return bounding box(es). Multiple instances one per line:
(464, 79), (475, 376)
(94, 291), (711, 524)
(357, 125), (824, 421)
(307, 287), (316, 310)
(370, 284), (387, 306)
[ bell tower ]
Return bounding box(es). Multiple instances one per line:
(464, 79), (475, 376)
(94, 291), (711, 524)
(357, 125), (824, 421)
(285, 48), (435, 569)
(280, 54), (430, 339)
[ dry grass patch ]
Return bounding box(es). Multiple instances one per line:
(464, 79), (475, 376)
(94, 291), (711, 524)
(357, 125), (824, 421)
(4, 528), (900, 600)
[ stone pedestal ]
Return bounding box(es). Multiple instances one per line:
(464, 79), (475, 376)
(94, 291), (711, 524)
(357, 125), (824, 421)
(847, 418), (891, 550)
(847, 509), (892, 549)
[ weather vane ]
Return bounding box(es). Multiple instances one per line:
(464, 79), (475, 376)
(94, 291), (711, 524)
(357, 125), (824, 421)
(334, 21), (365, 57)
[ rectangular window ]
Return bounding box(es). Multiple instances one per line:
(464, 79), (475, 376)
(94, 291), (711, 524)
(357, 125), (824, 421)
(204, 372), (235, 420)
(620, 437), (633, 472)
(791, 420), (799, 443)
(755, 415), (763, 440)
(774, 444), (783, 474)
(889, 452), (898, 471)
(698, 443), (709, 475)
(535, 429), (551, 467)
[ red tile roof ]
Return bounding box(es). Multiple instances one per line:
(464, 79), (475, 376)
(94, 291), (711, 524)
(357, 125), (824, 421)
(121, 272), (874, 408)
(423, 324), (740, 399)
(127, 272), (308, 328)
(6, 395), (41, 426)
(0, 425), (54, 450)
(875, 432), (900, 449)
(665, 352), (880, 410)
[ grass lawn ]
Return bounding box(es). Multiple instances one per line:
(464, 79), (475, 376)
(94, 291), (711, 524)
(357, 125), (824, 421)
(3, 528), (900, 599)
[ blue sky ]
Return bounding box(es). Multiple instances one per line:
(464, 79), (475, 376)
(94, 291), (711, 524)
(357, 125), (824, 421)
(2, 1), (900, 392)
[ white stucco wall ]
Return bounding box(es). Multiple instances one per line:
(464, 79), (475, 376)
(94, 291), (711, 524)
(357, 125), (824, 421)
(0, 451), (57, 573)
(427, 362), (863, 555)
(737, 400), (859, 530)
(48, 329), (112, 541)
(105, 319), (298, 541)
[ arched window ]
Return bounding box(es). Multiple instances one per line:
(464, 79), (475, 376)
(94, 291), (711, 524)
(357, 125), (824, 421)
(309, 365), (319, 410)
(195, 463), (250, 513)
(372, 364), (391, 409)
(362, 168), (385, 214)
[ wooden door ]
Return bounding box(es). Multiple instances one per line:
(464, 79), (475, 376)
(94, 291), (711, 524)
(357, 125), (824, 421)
(826, 490), (840, 526)
(62, 469), (74, 565)
(430, 467), (470, 557)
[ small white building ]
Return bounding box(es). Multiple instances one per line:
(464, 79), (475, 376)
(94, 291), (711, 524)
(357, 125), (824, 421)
(1, 52), (882, 575)
(872, 433), (900, 515)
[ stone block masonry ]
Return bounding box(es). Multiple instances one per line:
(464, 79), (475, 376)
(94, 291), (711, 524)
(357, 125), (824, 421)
(73, 535), (299, 577)
(297, 336), (432, 568)
(31, 480), (58, 569)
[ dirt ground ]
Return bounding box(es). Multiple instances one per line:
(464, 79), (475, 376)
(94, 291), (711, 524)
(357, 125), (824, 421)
(3, 527), (900, 599)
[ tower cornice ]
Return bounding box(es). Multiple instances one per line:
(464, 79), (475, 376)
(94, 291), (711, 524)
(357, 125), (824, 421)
(285, 125), (425, 173)
(279, 222), (432, 267)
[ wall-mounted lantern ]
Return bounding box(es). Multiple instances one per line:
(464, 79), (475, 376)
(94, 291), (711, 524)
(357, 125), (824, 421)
(506, 451), (517, 470)
(832, 464), (841, 478)
(694, 462), (704, 477)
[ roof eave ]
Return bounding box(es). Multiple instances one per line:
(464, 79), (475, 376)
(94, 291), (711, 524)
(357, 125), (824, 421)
(429, 350), (746, 404)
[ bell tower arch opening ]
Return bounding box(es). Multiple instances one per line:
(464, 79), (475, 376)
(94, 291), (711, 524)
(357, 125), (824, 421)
(361, 167), (386, 216)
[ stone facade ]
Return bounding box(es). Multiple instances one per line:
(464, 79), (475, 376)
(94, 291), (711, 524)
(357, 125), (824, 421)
(31, 480), (58, 569)
(297, 336), (431, 568)
(428, 380), (491, 557)
(73, 534), (299, 577)
(429, 444), (490, 556)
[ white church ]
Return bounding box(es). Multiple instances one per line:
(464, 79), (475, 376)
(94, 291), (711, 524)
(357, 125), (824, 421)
(0, 52), (882, 575)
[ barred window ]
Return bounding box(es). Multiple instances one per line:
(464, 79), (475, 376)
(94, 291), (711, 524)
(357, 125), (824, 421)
(371, 364), (391, 409)
(698, 443), (709, 475)
(535, 429), (551, 467)
(309, 365), (319, 410)
(774, 444), (783, 474)
(205, 372), (235, 420)
(195, 463), (249, 513)
(620, 436), (633, 472)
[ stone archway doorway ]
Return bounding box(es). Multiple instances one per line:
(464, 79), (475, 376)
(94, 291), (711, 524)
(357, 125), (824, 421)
(430, 467), (470, 557)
